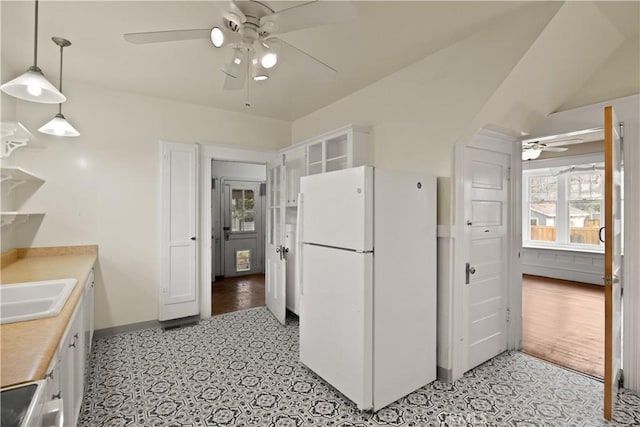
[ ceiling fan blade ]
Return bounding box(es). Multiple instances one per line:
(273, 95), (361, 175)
(269, 38), (336, 80)
(124, 29), (211, 44)
(541, 147), (569, 152)
(544, 138), (585, 147)
(260, 1), (356, 35)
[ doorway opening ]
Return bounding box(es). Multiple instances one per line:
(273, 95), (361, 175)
(520, 128), (622, 380)
(211, 159), (267, 315)
(522, 274), (604, 378)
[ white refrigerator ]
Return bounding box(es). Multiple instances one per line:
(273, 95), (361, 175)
(298, 165), (436, 411)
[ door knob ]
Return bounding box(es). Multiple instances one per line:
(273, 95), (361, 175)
(190, 237), (196, 241)
(465, 262), (476, 284)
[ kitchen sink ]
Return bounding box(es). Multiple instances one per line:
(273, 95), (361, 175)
(0, 279), (77, 324)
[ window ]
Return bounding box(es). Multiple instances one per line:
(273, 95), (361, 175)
(523, 155), (605, 251)
(528, 175), (558, 243)
(231, 188), (255, 232)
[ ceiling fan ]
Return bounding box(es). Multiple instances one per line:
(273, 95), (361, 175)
(521, 138), (584, 160)
(124, 0), (355, 90)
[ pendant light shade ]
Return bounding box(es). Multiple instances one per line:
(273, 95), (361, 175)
(39, 113), (79, 137)
(1, 66), (66, 104)
(38, 37), (79, 137)
(0, 0), (66, 104)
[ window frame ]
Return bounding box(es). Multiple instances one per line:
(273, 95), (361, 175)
(523, 153), (605, 253)
(230, 187), (256, 233)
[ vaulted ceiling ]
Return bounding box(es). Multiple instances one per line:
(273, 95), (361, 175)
(1, 1), (637, 122)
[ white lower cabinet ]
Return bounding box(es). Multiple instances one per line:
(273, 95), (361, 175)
(45, 269), (94, 427)
(59, 301), (84, 427)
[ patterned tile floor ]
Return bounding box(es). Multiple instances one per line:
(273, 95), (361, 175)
(80, 307), (640, 426)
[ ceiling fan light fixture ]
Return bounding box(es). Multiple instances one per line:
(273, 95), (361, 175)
(252, 58), (269, 81)
(210, 27), (225, 48)
(522, 149), (541, 161)
(222, 48), (245, 78)
(260, 52), (277, 69)
(1, 0), (66, 104)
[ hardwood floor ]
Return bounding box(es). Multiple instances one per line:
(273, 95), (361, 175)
(211, 274), (265, 316)
(522, 274), (604, 379)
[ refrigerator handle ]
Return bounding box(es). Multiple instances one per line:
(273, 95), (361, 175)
(296, 193), (304, 296)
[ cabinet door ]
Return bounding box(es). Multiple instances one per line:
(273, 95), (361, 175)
(265, 157), (287, 324)
(284, 147), (306, 206)
(325, 133), (349, 172)
(306, 141), (324, 175)
(59, 303), (84, 427)
(43, 356), (64, 427)
(59, 327), (75, 426)
(84, 269), (95, 363)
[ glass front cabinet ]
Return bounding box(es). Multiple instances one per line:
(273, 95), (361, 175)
(277, 125), (371, 314)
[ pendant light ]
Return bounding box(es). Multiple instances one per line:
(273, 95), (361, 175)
(38, 37), (79, 137)
(0, 0), (66, 104)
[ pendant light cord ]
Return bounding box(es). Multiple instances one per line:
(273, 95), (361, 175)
(58, 42), (63, 114)
(33, 0), (39, 67)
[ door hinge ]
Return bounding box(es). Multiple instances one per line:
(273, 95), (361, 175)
(211, 177), (217, 189)
(506, 167), (511, 182)
(619, 370), (624, 389)
(506, 308), (511, 323)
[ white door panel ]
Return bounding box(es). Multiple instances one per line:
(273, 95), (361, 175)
(160, 142), (199, 321)
(300, 166), (373, 251)
(300, 244), (372, 410)
(265, 158), (286, 324)
(464, 147), (509, 372)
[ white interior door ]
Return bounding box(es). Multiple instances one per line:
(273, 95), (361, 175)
(221, 180), (263, 277)
(265, 157), (286, 324)
(463, 147), (509, 371)
(604, 106), (622, 420)
(160, 141), (199, 321)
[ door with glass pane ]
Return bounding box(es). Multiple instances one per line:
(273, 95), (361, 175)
(222, 180), (264, 277)
(265, 157), (286, 324)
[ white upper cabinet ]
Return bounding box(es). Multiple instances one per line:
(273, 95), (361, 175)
(284, 147), (306, 207)
(304, 126), (371, 176)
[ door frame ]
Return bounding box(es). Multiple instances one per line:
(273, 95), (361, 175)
(199, 143), (276, 318)
(450, 128), (522, 381)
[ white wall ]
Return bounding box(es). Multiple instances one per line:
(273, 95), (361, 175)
(291, 3), (561, 224)
(9, 81), (289, 329)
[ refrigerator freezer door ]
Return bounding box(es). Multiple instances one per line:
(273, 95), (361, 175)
(299, 166), (373, 252)
(299, 244), (373, 410)
(372, 170), (437, 410)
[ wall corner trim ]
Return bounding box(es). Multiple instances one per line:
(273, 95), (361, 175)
(437, 225), (454, 238)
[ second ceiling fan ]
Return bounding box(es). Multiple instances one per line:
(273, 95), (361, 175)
(124, 0), (355, 90)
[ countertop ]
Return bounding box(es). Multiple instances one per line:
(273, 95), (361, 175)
(0, 246), (98, 388)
